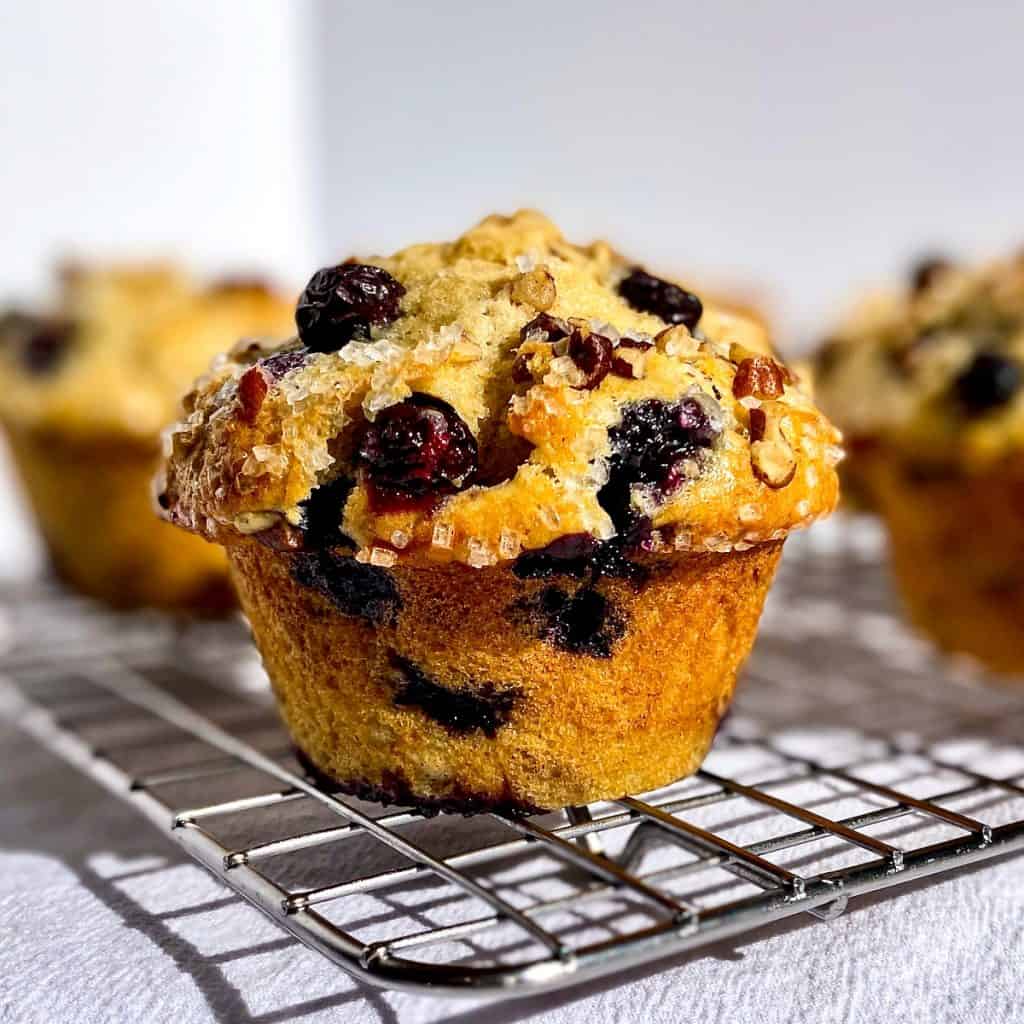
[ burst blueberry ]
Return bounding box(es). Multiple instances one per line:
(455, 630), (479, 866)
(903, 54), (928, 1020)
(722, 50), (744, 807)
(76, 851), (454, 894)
(356, 394), (477, 511)
(1, 312), (74, 375)
(390, 655), (520, 737)
(291, 550), (401, 625)
(298, 476), (356, 549)
(598, 398), (719, 539)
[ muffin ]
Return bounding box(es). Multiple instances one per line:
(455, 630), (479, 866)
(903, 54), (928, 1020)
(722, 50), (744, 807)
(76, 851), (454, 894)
(815, 254), (1024, 675)
(159, 211), (841, 811)
(0, 266), (294, 611)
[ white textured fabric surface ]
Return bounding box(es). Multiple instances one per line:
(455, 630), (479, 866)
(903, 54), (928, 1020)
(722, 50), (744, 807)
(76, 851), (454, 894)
(1, 521), (1022, 1023)
(1, 720), (1021, 1024)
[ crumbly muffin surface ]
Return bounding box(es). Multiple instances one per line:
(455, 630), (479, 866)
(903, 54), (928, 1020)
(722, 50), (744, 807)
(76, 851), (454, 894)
(815, 255), (1024, 467)
(160, 211), (841, 568)
(0, 265), (295, 441)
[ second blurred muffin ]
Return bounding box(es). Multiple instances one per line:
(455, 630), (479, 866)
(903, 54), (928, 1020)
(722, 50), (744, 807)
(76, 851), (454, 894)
(815, 254), (1024, 676)
(0, 266), (294, 611)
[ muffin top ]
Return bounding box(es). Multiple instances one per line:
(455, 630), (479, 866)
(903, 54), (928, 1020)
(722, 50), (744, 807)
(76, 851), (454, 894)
(159, 211), (841, 570)
(815, 253), (1024, 468)
(0, 264), (295, 442)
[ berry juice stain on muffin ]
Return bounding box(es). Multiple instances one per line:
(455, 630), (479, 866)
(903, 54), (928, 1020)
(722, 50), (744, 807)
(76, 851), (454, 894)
(291, 550), (402, 625)
(297, 476), (356, 549)
(512, 584), (627, 658)
(389, 654), (521, 737)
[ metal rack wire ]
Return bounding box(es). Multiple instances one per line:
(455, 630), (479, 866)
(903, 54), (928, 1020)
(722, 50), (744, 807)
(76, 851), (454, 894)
(2, 518), (1023, 999)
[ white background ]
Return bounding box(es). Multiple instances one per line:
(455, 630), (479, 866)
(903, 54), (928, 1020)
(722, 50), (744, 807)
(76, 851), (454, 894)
(0, 2), (319, 300)
(3, 2), (1023, 341)
(319, 2), (1024, 343)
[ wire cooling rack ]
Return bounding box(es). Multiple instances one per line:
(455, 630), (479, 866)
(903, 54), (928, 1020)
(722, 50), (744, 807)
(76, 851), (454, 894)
(1, 517), (1023, 999)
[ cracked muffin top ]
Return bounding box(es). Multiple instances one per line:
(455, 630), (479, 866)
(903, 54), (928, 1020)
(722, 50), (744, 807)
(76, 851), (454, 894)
(0, 264), (294, 442)
(815, 253), (1024, 468)
(158, 211), (841, 569)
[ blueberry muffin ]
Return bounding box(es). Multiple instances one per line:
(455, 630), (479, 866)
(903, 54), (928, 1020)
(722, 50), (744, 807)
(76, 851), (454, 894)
(159, 211), (841, 811)
(815, 254), (1024, 676)
(0, 265), (294, 611)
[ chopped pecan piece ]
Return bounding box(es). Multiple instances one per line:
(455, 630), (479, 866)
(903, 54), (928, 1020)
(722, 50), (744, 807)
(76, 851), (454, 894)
(510, 267), (557, 311)
(733, 356), (786, 399)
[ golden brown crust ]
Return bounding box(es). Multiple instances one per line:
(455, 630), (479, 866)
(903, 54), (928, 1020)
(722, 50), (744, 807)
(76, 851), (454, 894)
(229, 537), (783, 810)
(6, 426), (233, 612)
(159, 211), (841, 567)
(859, 446), (1024, 678)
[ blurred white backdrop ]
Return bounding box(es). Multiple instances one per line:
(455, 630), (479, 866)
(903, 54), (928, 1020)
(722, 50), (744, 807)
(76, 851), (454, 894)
(0, 1), (319, 300)
(319, 1), (1024, 346)
(1, 0), (1022, 572)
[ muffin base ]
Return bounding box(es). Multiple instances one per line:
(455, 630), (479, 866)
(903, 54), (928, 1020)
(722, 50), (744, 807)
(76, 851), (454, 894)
(5, 426), (233, 613)
(863, 450), (1024, 678)
(229, 537), (783, 813)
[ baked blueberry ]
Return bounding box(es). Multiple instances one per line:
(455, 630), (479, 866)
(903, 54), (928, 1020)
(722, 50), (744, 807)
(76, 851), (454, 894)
(390, 654), (519, 737)
(618, 268), (702, 329)
(953, 352), (1021, 415)
(599, 397), (719, 533)
(298, 476), (356, 549)
(291, 550), (401, 625)
(0, 313), (74, 375)
(356, 394), (477, 511)
(295, 263), (406, 353)
(909, 256), (953, 295)
(514, 585), (627, 658)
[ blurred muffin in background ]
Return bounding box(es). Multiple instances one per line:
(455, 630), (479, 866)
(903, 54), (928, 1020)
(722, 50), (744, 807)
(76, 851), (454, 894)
(814, 253), (1024, 677)
(0, 265), (294, 611)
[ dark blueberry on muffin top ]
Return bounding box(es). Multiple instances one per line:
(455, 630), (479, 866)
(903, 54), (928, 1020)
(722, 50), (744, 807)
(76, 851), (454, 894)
(356, 394), (478, 511)
(953, 352), (1021, 415)
(1, 312), (74, 375)
(618, 268), (703, 330)
(599, 397), (719, 532)
(295, 263), (406, 353)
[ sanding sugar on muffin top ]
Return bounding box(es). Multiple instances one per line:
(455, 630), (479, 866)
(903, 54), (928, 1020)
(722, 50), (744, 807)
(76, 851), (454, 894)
(157, 211), (842, 812)
(160, 211), (842, 566)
